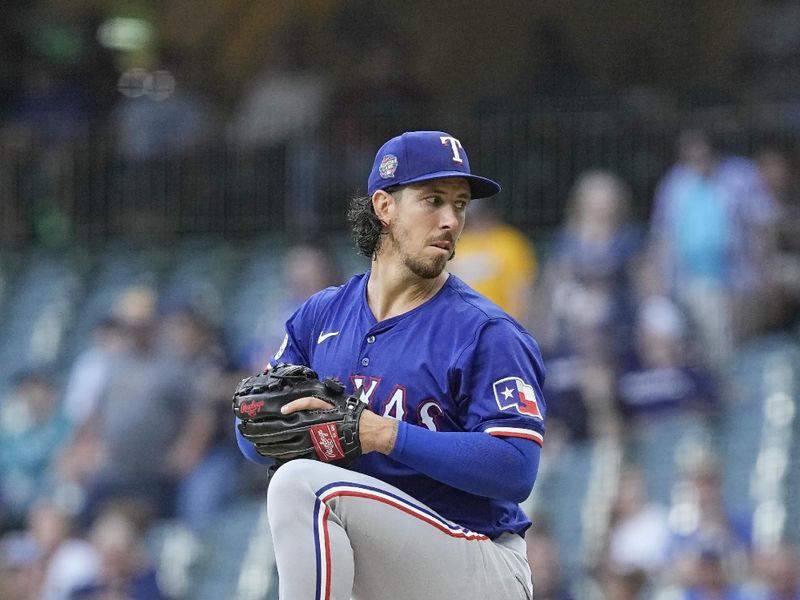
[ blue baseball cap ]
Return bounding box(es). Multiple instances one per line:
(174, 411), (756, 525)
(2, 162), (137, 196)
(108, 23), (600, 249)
(367, 131), (501, 199)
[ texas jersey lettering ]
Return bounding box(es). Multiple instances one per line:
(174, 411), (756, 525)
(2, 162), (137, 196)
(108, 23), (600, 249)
(266, 272), (546, 539)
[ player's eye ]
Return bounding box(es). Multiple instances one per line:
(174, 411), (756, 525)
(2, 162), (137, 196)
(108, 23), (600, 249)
(455, 200), (468, 211)
(424, 195), (441, 206)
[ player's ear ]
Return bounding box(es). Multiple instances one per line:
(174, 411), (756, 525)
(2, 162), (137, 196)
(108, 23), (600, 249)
(371, 189), (396, 225)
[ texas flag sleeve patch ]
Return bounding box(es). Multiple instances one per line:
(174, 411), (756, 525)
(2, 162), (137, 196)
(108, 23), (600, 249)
(492, 377), (543, 419)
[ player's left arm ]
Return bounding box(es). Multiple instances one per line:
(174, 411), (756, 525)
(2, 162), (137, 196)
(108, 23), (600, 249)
(389, 422), (540, 502)
(391, 319), (545, 501)
(458, 318), (546, 445)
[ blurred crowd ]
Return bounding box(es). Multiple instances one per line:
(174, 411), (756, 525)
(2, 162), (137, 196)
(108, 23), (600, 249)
(0, 123), (797, 599)
(1, 4), (800, 599)
(0, 287), (259, 599)
(0, 239), (345, 599)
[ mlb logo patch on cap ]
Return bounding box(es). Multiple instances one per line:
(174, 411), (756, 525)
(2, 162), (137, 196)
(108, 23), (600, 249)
(378, 154), (398, 179)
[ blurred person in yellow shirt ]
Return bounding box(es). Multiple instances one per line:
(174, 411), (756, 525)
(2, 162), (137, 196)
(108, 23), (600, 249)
(449, 199), (537, 324)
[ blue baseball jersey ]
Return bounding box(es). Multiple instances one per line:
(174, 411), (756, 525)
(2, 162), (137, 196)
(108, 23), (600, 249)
(266, 271), (546, 538)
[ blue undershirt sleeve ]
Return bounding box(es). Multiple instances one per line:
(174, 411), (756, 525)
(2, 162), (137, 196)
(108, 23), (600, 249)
(389, 421), (540, 503)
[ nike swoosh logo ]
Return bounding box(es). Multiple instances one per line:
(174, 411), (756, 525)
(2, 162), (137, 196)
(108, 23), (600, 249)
(317, 331), (340, 344)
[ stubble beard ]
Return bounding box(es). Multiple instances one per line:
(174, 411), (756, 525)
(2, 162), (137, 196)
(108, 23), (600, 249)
(386, 225), (452, 280)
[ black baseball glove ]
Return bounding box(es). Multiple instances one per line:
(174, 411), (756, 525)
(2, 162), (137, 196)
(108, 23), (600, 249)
(233, 363), (365, 468)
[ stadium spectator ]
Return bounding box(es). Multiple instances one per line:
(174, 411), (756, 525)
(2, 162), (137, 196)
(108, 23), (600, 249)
(530, 310), (618, 442)
(538, 314), (619, 443)
(61, 301), (163, 525)
(751, 542), (800, 600)
(605, 465), (671, 577)
(754, 146), (800, 331)
(173, 364), (265, 521)
(241, 241), (341, 372)
(329, 36), (427, 139)
(3, 57), (88, 146)
(26, 501), (98, 600)
(60, 316), (129, 428)
(665, 453), (752, 588)
(0, 53), (89, 245)
(54, 288), (153, 517)
(617, 295), (718, 423)
(534, 170), (643, 441)
(112, 69), (212, 163)
(226, 17), (330, 149)
(0, 370), (71, 528)
(108, 49), (213, 235)
(649, 129), (779, 371)
(60, 297), (230, 527)
(226, 16), (330, 231)
(0, 531), (42, 600)
(534, 169), (644, 360)
(655, 539), (757, 600)
(155, 306), (233, 530)
(449, 197), (538, 324)
(68, 503), (164, 600)
(524, 519), (575, 600)
(72, 8), (120, 132)
(601, 567), (649, 600)
(105, 47), (214, 239)
(327, 34), (429, 201)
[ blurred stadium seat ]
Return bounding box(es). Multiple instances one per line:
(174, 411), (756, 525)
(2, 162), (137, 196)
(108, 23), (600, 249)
(0, 249), (85, 391)
(58, 242), (168, 362)
(190, 497), (276, 600)
(529, 440), (595, 579)
(719, 334), (800, 523)
(159, 235), (245, 324)
(631, 413), (714, 507)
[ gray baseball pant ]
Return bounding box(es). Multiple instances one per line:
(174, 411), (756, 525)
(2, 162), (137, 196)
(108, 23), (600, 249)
(266, 459), (533, 599)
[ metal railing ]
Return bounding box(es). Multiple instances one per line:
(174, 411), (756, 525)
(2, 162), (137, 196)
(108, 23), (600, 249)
(1, 102), (797, 246)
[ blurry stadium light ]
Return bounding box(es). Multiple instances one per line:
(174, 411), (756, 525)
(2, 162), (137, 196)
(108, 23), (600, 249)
(97, 17), (154, 51)
(147, 70), (176, 101)
(764, 391), (795, 426)
(118, 68), (176, 100)
(755, 448), (787, 482)
(750, 351), (796, 554)
(118, 68), (150, 98)
(668, 480), (700, 535)
(753, 501), (786, 552)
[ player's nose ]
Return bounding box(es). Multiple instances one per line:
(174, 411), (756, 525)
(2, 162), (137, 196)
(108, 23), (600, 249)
(438, 204), (461, 230)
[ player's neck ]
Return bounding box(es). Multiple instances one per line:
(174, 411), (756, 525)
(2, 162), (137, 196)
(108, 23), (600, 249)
(366, 259), (448, 322)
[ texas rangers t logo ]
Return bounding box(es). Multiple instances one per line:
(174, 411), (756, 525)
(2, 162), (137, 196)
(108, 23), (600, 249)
(492, 377), (543, 418)
(440, 136), (464, 163)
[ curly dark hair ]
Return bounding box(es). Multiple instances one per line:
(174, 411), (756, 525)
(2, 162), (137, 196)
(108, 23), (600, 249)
(347, 194), (387, 258)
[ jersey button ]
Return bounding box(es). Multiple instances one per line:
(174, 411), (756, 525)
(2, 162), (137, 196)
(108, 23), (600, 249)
(366, 335), (376, 344)
(361, 357), (370, 366)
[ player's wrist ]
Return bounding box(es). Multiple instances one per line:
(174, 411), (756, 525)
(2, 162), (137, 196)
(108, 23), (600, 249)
(359, 411), (398, 455)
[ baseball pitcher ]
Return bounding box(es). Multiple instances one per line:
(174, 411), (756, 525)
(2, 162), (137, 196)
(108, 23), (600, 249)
(234, 131), (545, 599)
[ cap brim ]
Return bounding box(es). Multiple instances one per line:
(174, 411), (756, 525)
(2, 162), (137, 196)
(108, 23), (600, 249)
(387, 171), (501, 199)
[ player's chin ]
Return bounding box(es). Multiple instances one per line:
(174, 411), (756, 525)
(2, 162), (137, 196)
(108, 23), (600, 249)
(406, 255), (447, 279)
